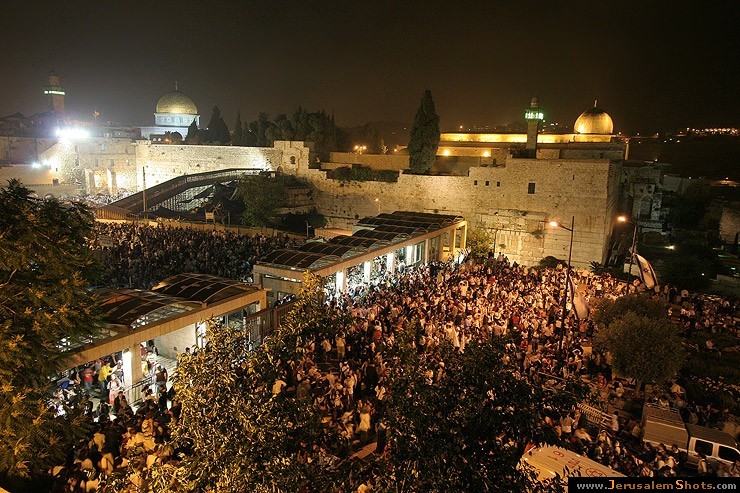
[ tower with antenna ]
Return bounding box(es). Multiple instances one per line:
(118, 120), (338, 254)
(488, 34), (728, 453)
(43, 71), (66, 113)
(524, 96), (544, 157)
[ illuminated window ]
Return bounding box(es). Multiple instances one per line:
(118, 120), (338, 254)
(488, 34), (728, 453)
(528, 183), (536, 194)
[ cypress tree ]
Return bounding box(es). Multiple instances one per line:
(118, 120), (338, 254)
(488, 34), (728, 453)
(408, 89), (440, 174)
(233, 110), (244, 146)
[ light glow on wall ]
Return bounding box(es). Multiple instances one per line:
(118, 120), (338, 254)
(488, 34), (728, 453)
(56, 127), (89, 141)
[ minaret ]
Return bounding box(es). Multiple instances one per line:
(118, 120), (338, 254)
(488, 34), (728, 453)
(43, 71), (66, 113)
(524, 96), (543, 158)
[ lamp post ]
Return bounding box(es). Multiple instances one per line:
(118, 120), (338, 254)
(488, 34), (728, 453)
(617, 215), (638, 279)
(142, 166), (147, 220)
(549, 216), (574, 352)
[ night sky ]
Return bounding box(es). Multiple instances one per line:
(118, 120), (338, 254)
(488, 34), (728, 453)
(1, 1), (738, 134)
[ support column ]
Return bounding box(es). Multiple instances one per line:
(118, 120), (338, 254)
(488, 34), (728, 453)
(107, 168), (118, 195)
(122, 343), (143, 387)
(363, 261), (371, 282)
(424, 239), (430, 263)
(405, 245), (413, 266)
(386, 252), (395, 274)
(451, 228), (458, 258)
(460, 224), (467, 250)
(335, 269), (347, 293)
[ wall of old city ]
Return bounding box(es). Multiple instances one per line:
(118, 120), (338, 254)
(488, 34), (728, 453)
(719, 203), (739, 245)
(0, 136), (56, 163)
(295, 156), (621, 267)
(40, 138), (138, 195)
(134, 140), (310, 190)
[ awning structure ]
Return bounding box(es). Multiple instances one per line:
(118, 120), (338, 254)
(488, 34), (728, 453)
(260, 249), (340, 270)
(298, 242), (366, 259)
(98, 290), (199, 330)
(151, 273), (259, 304)
(255, 211), (467, 275)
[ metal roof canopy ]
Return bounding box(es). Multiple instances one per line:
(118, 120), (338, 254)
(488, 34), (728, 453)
(98, 289), (199, 328)
(353, 229), (409, 242)
(329, 235), (389, 249)
(152, 273), (258, 304)
(366, 224), (429, 235)
(298, 242), (366, 258)
(261, 249), (340, 269)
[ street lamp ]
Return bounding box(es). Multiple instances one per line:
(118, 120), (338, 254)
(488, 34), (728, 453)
(617, 215), (638, 279)
(549, 216), (574, 352)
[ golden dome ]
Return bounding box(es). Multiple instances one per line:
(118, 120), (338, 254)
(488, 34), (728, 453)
(155, 91), (198, 115)
(574, 106), (614, 134)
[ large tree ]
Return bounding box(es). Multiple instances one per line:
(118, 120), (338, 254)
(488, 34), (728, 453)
(593, 297), (684, 384)
(232, 110), (244, 146)
(164, 272), (358, 492)
(237, 174), (287, 227)
(377, 323), (580, 491)
(205, 106), (231, 144)
(0, 181), (102, 484)
(185, 119), (199, 144)
(407, 89), (440, 174)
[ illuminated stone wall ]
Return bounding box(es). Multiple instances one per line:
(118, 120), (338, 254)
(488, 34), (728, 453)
(134, 140), (310, 189)
(39, 138), (137, 194)
(295, 156), (621, 268)
(0, 136), (57, 163)
(35, 139), (312, 195)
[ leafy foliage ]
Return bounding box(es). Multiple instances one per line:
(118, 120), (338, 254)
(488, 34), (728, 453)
(326, 166), (398, 183)
(408, 89), (440, 174)
(591, 295), (667, 330)
(236, 174), (290, 228)
(466, 228), (496, 257)
(594, 310), (684, 384)
(185, 119), (199, 144)
(0, 181), (102, 481)
(170, 272), (360, 492)
(377, 323), (583, 491)
(246, 107), (346, 160)
(204, 106), (231, 144)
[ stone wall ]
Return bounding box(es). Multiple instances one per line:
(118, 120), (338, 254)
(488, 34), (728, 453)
(33, 139), (313, 196)
(719, 203), (739, 245)
(135, 140), (311, 190)
(328, 152), (409, 170)
(0, 137), (56, 163)
(295, 156), (620, 267)
(0, 163), (78, 197)
(39, 138), (138, 194)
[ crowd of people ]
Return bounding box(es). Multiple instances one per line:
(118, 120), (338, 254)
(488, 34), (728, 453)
(90, 222), (302, 289)
(50, 386), (181, 492)
(54, 250), (739, 489)
(269, 254), (739, 482)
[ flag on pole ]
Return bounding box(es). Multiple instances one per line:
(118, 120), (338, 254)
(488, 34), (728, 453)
(634, 253), (659, 290)
(567, 276), (590, 320)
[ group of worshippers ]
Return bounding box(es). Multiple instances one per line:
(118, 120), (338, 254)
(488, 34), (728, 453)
(54, 252), (739, 490)
(91, 222), (301, 289)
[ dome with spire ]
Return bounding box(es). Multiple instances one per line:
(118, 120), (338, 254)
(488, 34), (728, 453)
(155, 90), (198, 115)
(574, 103), (613, 135)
